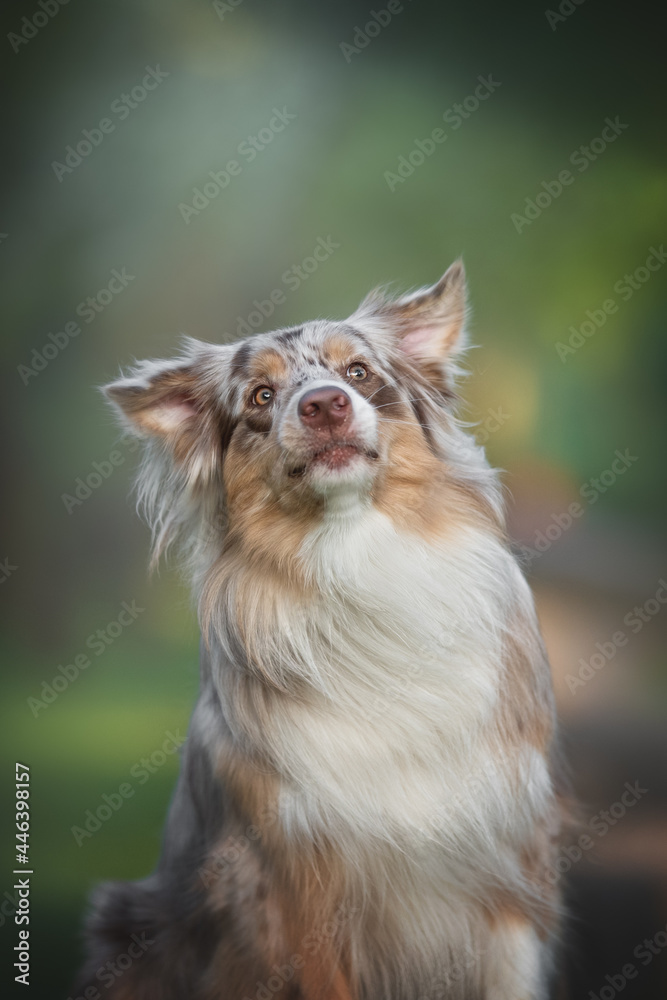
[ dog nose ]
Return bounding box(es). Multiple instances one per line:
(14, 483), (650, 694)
(298, 386), (351, 428)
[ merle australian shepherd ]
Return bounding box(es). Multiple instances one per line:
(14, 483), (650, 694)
(75, 262), (568, 999)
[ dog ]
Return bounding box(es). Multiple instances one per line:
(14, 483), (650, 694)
(75, 261), (568, 999)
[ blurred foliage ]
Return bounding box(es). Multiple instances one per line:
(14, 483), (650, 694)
(1, 0), (666, 995)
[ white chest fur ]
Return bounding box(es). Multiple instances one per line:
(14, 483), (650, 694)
(242, 501), (548, 868)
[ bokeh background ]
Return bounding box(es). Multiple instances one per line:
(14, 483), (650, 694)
(1, 0), (666, 996)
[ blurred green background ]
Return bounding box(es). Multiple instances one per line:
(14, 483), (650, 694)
(1, 0), (666, 996)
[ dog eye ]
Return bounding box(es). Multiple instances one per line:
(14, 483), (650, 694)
(252, 386), (274, 406)
(347, 363), (368, 380)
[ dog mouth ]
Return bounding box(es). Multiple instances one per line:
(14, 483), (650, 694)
(288, 441), (379, 478)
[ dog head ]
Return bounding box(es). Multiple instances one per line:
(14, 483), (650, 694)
(104, 261), (498, 576)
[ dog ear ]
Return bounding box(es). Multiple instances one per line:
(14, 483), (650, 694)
(102, 340), (236, 567)
(392, 260), (467, 363)
(355, 259), (468, 369)
(102, 339), (234, 476)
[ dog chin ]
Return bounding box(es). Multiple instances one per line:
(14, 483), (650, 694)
(288, 442), (379, 494)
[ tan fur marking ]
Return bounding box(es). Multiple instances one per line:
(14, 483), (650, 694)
(371, 415), (498, 541)
(205, 755), (355, 1000)
(319, 333), (364, 369)
(299, 965), (355, 1000)
(245, 348), (290, 385)
(496, 617), (554, 755)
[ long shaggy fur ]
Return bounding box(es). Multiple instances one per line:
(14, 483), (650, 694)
(76, 262), (568, 1000)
